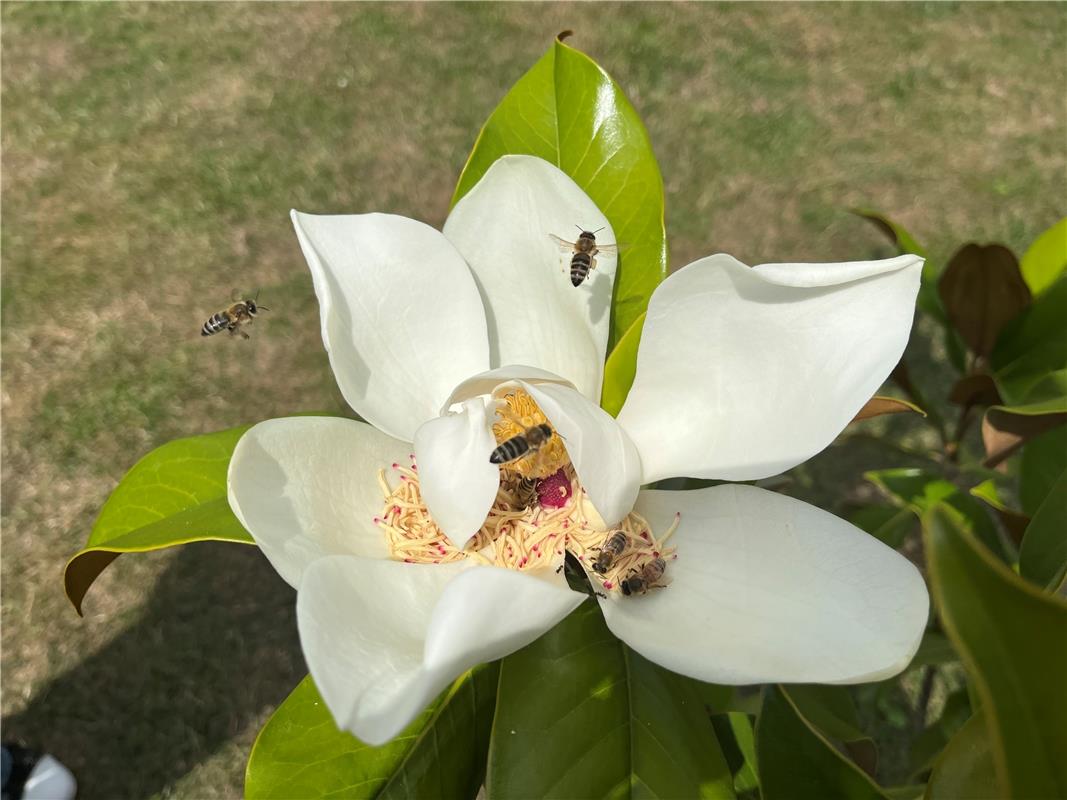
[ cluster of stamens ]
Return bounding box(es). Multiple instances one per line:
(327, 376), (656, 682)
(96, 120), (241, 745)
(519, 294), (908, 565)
(374, 389), (677, 594)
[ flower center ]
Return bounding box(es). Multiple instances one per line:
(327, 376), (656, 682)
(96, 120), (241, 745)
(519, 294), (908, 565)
(374, 456), (678, 595)
(490, 388), (570, 479)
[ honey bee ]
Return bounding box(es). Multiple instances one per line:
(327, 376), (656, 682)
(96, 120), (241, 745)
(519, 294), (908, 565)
(593, 531), (629, 575)
(550, 226), (618, 287)
(620, 557), (667, 596)
(514, 476), (539, 509)
(489, 423), (554, 465)
(201, 290), (269, 340)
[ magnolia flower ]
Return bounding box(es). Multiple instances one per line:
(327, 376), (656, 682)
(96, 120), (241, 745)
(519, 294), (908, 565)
(228, 155), (929, 746)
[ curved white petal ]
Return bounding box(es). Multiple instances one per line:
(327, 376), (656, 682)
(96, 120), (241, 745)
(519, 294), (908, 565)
(297, 557), (585, 745)
(600, 484), (929, 684)
(443, 156), (616, 401)
(617, 253), (922, 482)
(520, 381), (641, 528)
(227, 417), (407, 588)
(443, 364), (576, 411)
(413, 398), (499, 548)
(291, 211), (490, 441)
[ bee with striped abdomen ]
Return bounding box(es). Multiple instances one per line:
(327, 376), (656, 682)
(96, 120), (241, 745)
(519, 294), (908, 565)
(621, 557), (667, 596)
(593, 530), (629, 575)
(550, 226), (618, 287)
(490, 423), (554, 465)
(513, 476), (539, 509)
(201, 290), (269, 340)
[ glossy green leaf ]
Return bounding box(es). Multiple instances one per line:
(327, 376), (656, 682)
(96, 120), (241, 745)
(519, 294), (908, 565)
(601, 311), (644, 415)
(789, 685), (877, 776)
(990, 275), (1067, 404)
(246, 666), (498, 799)
(922, 504), (1067, 798)
(64, 424), (254, 615)
(1021, 424), (1067, 515)
(452, 37), (667, 349)
(968, 479), (1029, 546)
(1020, 216), (1067, 296)
(756, 686), (888, 800)
(924, 712), (999, 800)
(487, 601), (734, 799)
(848, 505), (915, 549)
(864, 468), (1009, 562)
(711, 713), (760, 796)
(1019, 467), (1067, 591)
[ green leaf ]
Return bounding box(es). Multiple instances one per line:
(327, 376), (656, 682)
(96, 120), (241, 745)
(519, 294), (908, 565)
(1019, 467), (1067, 591)
(968, 479), (1029, 546)
(908, 689), (971, 778)
(756, 686), (888, 800)
(922, 504), (1067, 798)
(1021, 424), (1067, 515)
(924, 712), (1000, 800)
(711, 713), (760, 795)
(1020, 216), (1067, 296)
(246, 666), (498, 799)
(600, 311), (644, 415)
(452, 37), (667, 350)
(908, 630), (959, 669)
(788, 685), (877, 777)
(64, 424), (255, 615)
(990, 275), (1067, 404)
(864, 468), (1010, 562)
(487, 602), (734, 799)
(848, 505), (915, 548)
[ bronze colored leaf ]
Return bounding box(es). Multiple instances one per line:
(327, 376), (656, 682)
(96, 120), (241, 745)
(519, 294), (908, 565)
(938, 243), (1031, 357)
(949, 373), (1003, 408)
(982, 408), (1067, 469)
(851, 395), (925, 423)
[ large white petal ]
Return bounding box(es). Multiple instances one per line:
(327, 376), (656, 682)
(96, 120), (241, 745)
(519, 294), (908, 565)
(227, 417), (406, 588)
(291, 211), (490, 441)
(297, 557), (585, 745)
(617, 253), (922, 482)
(520, 381), (641, 528)
(413, 398), (499, 548)
(600, 484), (929, 684)
(443, 156), (616, 401)
(443, 364), (575, 411)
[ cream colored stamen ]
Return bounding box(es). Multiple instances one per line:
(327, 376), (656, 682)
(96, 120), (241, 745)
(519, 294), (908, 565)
(374, 457), (677, 594)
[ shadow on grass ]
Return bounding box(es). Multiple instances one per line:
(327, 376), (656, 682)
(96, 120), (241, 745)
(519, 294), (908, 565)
(3, 542), (303, 799)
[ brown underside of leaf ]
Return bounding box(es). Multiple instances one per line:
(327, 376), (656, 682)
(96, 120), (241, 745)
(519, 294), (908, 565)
(950, 373), (1004, 408)
(851, 395), (925, 423)
(939, 243), (1031, 357)
(982, 409), (1067, 469)
(63, 550), (121, 617)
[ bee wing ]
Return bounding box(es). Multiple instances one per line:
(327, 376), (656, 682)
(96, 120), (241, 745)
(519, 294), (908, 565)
(548, 234), (577, 252)
(230, 288), (242, 302)
(594, 243), (619, 255)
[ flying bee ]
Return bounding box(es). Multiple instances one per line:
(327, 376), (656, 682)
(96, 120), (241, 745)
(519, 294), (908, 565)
(620, 557), (667, 596)
(550, 226), (618, 287)
(593, 530), (629, 575)
(514, 476), (539, 509)
(201, 290), (269, 340)
(489, 423), (554, 465)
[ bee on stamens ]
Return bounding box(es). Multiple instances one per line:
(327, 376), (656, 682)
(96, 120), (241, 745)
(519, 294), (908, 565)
(201, 290), (269, 340)
(514, 476), (539, 509)
(489, 423), (554, 465)
(620, 557), (667, 596)
(549, 225), (618, 287)
(593, 530), (629, 575)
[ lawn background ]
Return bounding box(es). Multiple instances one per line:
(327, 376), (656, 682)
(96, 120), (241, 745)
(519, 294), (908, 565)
(2, 3), (1064, 797)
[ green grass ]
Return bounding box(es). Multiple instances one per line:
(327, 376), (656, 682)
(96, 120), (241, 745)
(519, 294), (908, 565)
(2, 2), (1064, 797)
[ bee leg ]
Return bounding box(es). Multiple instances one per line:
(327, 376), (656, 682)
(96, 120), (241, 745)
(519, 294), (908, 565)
(594, 591), (608, 600)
